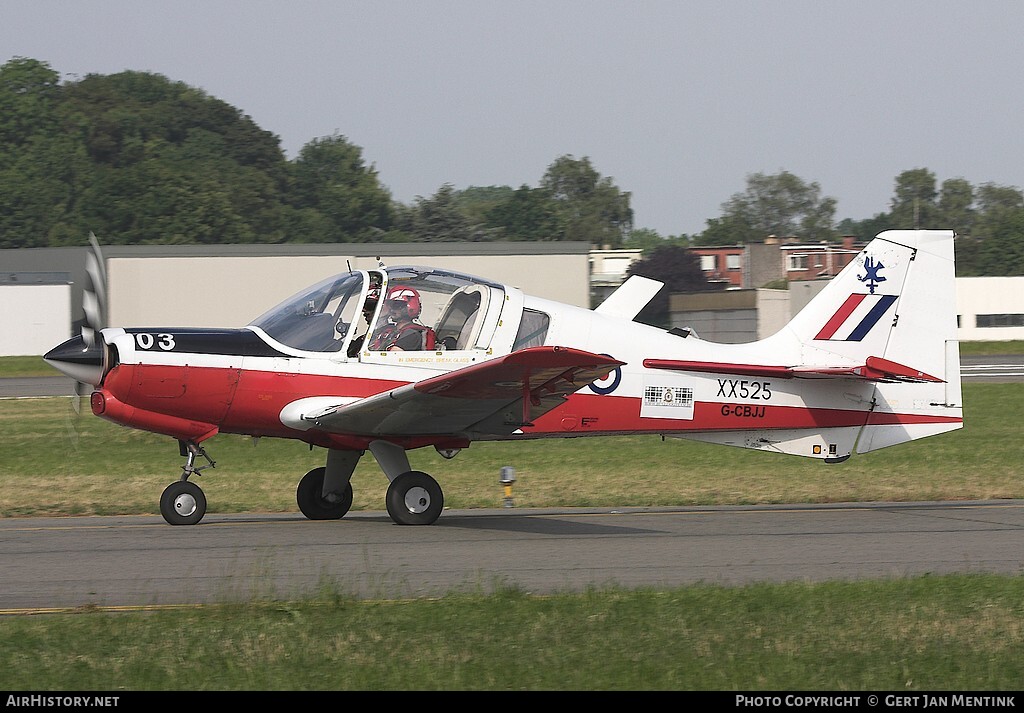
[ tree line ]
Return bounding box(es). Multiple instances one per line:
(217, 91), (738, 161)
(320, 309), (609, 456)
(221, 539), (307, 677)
(1, 57), (1021, 276)
(0, 58), (631, 250)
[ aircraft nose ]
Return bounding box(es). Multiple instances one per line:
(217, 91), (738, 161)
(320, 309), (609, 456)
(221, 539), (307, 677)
(43, 335), (105, 386)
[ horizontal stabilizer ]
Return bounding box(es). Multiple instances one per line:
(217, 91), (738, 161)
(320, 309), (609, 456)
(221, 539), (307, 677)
(594, 275), (663, 321)
(643, 355), (942, 383)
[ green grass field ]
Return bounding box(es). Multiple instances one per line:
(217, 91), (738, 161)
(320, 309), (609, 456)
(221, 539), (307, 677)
(2, 355), (1022, 691)
(2, 575), (1023, 690)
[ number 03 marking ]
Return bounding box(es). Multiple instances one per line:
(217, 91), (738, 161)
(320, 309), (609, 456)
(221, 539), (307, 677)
(135, 333), (176, 351)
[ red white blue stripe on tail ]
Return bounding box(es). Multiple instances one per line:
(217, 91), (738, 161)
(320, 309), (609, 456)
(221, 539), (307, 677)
(814, 293), (898, 341)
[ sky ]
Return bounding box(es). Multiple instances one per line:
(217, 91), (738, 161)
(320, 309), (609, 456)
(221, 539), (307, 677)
(4, 0), (1024, 237)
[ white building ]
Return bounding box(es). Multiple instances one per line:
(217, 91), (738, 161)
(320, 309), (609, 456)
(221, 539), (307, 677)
(0, 273), (71, 356)
(955, 277), (1024, 341)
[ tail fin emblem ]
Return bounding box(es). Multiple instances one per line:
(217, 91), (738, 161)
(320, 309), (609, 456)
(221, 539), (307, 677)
(857, 256), (886, 294)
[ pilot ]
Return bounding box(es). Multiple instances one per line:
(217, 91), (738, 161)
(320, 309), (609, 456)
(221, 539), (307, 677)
(368, 285), (436, 351)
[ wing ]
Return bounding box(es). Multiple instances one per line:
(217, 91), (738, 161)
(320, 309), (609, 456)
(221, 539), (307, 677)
(284, 346), (624, 438)
(643, 355), (943, 383)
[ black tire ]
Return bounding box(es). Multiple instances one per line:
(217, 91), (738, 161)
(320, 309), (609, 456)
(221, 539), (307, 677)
(385, 470), (444, 526)
(160, 480), (207, 526)
(296, 467), (353, 520)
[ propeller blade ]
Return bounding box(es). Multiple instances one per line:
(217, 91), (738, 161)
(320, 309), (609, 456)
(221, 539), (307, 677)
(82, 232), (107, 348)
(72, 379), (88, 415)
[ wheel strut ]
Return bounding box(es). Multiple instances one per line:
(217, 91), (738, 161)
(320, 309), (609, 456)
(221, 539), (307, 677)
(178, 439), (215, 481)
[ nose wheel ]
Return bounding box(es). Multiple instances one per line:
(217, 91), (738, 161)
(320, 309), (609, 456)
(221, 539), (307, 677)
(159, 440), (215, 525)
(160, 480), (207, 526)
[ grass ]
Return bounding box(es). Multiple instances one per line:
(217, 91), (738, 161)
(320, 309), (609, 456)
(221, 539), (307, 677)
(0, 355), (63, 377)
(959, 340), (1024, 355)
(1, 576), (1022, 690)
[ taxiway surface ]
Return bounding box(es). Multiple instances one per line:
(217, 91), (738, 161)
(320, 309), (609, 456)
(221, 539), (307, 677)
(2, 501), (1022, 612)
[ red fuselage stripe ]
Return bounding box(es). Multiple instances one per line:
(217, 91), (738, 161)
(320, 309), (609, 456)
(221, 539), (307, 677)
(99, 363), (961, 445)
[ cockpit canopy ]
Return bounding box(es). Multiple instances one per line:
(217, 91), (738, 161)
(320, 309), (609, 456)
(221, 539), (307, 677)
(248, 266), (511, 356)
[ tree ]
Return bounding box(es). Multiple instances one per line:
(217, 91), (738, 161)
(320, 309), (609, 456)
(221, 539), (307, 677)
(483, 185), (560, 241)
(399, 183), (475, 241)
(836, 213), (895, 243)
(0, 58), (83, 247)
(937, 177), (975, 236)
(622, 227), (690, 254)
(888, 168), (940, 229)
(694, 214), (753, 246)
(0, 57), (62, 157)
(454, 185), (514, 228)
(975, 208), (1024, 276)
(288, 133), (394, 242)
(625, 244), (721, 326)
(960, 182), (1024, 276)
(13, 66), (297, 246)
(710, 170), (836, 243)
(540, 155), (633, 246)
(974, 182), (1023, 219)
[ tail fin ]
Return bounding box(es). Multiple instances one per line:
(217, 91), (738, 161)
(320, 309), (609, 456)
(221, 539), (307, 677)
(649, 230), (962, 459)
(781, 229), (963, 451)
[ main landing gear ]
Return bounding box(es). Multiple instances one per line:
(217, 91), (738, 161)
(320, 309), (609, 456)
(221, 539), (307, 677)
(294, 440), (445, 526)
(158, 438), (445, 526)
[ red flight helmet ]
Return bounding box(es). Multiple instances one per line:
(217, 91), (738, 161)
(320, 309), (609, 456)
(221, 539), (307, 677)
(385, 285), (422, 320)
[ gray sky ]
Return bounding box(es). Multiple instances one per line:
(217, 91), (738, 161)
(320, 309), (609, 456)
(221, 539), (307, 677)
(4, 0), (1023, 237)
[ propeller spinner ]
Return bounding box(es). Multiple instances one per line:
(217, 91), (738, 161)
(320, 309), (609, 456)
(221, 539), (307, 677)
(43, 233), (108, 393)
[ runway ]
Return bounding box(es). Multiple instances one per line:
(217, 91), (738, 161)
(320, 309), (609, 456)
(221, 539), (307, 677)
(2, 501), (1022, 613)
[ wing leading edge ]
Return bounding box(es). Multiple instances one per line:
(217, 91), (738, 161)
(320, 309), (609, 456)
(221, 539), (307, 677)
(284, 346), (624, 439)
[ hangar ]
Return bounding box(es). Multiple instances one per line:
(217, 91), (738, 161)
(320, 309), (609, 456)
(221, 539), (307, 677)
(1, 241), (591, 355)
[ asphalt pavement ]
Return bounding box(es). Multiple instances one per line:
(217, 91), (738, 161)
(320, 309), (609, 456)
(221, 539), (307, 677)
(2, 501), (1023, 611)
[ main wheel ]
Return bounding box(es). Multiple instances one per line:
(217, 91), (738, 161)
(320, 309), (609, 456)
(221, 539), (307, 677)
(160, 481), (207, 526)
(297, 466), (353, 520)
(386, 470), (444, 526)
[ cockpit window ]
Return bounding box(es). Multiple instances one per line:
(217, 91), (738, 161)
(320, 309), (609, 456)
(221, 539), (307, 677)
(513, 309), (549, 350)
(364, 267), (504, 353)
(249, 266), (506, 356)
(250, 272), (367, 353)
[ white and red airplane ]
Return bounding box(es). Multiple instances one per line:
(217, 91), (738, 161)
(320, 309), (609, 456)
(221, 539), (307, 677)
(44, 229), (964, 527)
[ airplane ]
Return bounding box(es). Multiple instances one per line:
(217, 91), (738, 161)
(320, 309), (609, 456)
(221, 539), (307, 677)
(43, 229), (964, 527)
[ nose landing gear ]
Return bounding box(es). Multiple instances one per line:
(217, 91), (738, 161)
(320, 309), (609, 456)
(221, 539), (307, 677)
(159, 440), (215, 525)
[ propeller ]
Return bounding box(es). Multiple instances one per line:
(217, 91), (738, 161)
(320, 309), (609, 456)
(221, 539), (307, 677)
(43, 233), (108, 415)
(81, 232), (107, 351)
